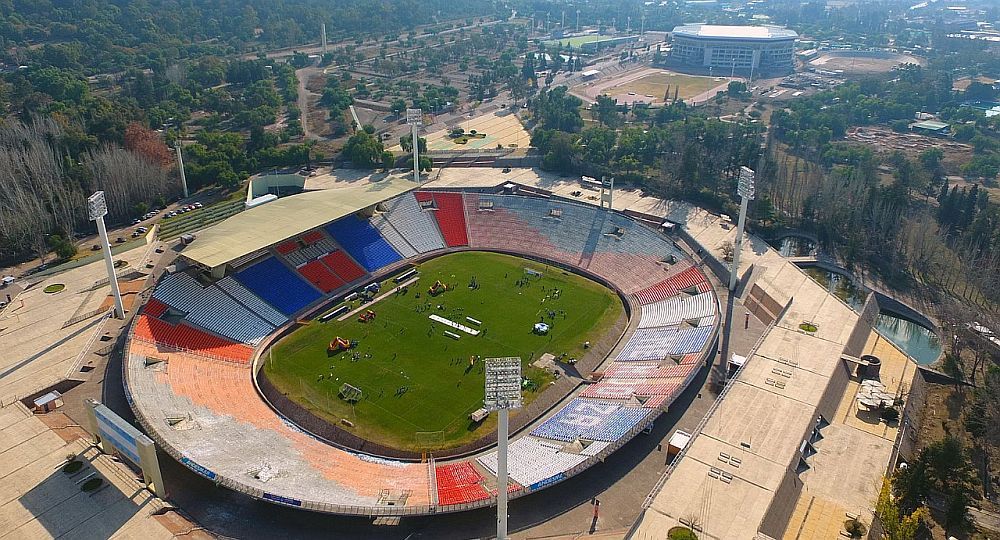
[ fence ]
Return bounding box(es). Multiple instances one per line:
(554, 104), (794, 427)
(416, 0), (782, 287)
(65, 309), (114, 379)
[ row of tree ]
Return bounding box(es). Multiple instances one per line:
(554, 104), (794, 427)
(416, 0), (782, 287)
(0, 118), (178, 264)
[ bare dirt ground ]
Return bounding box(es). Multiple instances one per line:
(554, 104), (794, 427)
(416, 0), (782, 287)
(809, 51), (924, 74)
(572, 67), (733, 106)
(846, 126), (973, 159)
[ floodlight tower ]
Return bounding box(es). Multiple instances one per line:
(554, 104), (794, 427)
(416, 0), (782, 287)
(89, 191), (125, 319)
(576, 9), (580, 32)
(406, 108), (423, 183)
(728, 166), (755, 291)
(175, 144), (189, 198)
(484, 357), (523, 540)
(321, 23), (328, 54)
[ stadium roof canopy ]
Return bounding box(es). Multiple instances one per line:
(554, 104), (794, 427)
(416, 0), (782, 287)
(671, 24), (798, 41)
(182, 177), (418, 270)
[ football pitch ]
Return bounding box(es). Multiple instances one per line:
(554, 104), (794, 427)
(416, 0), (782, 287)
(264, 251), (625, 452)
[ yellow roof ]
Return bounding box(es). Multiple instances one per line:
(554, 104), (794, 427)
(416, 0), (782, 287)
(182, 176), (418, 269)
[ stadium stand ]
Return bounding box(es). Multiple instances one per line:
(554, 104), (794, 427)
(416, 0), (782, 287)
(667, 326), (715, 355)
(320, 251), (366, 283)
(638, 291), (716, 329)
(298, 259), (346, 293)
(325, 215), (403, 272)
(435, 463), (491, 506)
(633, 266), (710, 305)
(531, 399), (651, 443)
(133, 314), (254, 363)
(151, 272), (275, 344)
(415, 192), (468, 247)
(478, 437), (589, 488)
(283, 234), (339, 267)
(617, 326), (681, 361)
(128, 348), (432, 507)
(216, 276), (289, 327)
(127, 188), (721, 517)
(144, 297), (169, 318)
(381, 194), (447, 253)
(234, 257), (322, 316)
(301, 230), (325, 244)
(371, 215), (418, 259)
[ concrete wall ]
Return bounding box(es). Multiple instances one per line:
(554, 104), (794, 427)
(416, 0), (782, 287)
(248, 173), (304, 199)
(844, 294), (879, 358)
(816, 358), (852, 422)
(759, 466), (805, 538)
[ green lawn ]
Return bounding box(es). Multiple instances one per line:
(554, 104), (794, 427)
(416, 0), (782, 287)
(544, 35), (603, 48)
(264, 251), (624, 452)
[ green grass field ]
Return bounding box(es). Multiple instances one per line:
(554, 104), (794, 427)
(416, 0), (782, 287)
(544, 35), (603, 48)
(264, 252), (625, 452)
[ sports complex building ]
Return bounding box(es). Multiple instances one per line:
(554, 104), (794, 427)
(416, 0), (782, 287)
(669, 24), (798, 73)
(2, 164), (930, 538)
(123, 174), (721, 515)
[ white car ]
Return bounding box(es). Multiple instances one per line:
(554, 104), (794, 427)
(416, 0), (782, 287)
(1, 276), (14, 286)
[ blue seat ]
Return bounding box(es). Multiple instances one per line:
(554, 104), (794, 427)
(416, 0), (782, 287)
(325, 215), (403, 272)
(234, 257), (321, 316)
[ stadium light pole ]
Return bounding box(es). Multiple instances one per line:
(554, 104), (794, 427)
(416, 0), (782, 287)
(406, 108), (423, 183)
(89, 191), (125, 319)
(729, 166), (755, 292)
(175, 143), (189, 198)
(485, 357), (522, 540)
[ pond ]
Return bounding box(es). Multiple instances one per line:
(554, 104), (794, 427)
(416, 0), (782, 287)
(770, 235), (818, 258)
(801, 266), (942, 364)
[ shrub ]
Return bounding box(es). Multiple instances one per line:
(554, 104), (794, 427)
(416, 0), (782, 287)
(62, 460), (83, 474)
(844, 518), (866, 538)
(81, 478), (103, 491)
(880, 407), (900, 423)
(668, 527), (698, 540)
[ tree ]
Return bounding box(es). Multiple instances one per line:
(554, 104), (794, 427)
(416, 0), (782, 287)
(381, 150), (395, 171)
(893, 436), (976, 534)
(342, 131), (384, 168)
(592, 95), (622, 127)
(390, 98), (407, 116)
(124, 123), (172, 167)
(876, 476), (924, 540)
(532, 86), (583, 132)
(399, 135), (427, 153)
(966, 365), (1000, 499)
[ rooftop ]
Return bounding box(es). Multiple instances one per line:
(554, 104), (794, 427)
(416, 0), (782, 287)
(181, 175), (418, 270)
(912, 120), (949, 130)
(671, 24), (799, 41)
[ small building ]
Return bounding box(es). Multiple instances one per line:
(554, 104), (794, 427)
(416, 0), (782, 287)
(910, 120), (950, 135)
(33, 391), (63, 413)
(580, 69), (601, 80)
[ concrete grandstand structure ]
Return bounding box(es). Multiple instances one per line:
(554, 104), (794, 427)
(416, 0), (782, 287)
(122, 178), (721, 516)
(669, 24), (798, 73)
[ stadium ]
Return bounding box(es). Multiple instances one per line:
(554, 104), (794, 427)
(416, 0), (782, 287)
(669, 24), (798, 73)
(122, 176), (720, 516)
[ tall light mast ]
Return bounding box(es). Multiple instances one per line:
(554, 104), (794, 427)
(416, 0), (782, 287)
(485, 357), (523, 540)
(729, 167), (755, 291)
(406, 108), (423, 183)
(88, 191), (125, 319)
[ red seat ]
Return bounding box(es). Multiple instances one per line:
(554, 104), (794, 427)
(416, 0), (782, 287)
(320, 251), (366, 283)
(144, 298), (170, 318)
(276, 240), (299, 255)
(298, 260), (345, 293)
(435, 463), (490, 506)
(418, 192), (468, 247)
(301, 230), (324, 244)
(133, 315), (253, 364)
